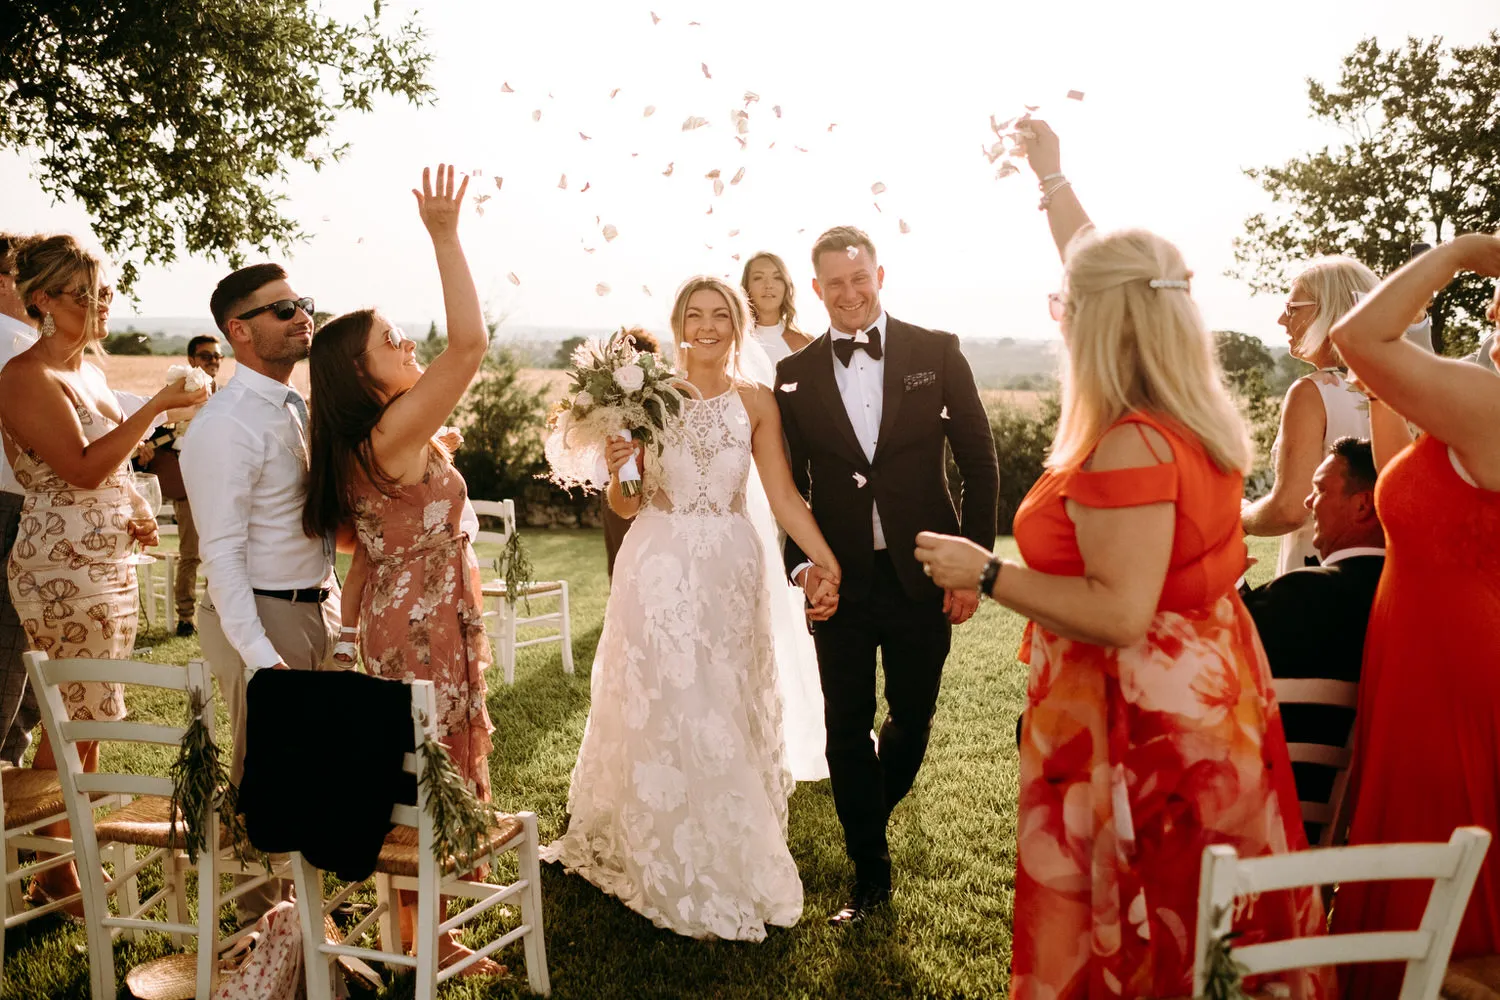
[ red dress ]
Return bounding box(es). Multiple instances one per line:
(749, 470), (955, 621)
(1009, 412), (1330, 1000)
(1332, 434), (1500, 997)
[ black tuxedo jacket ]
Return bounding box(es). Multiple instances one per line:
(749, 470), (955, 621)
(774, 316), (998, 603)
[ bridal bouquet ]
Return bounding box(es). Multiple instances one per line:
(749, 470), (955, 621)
(544, 330), (684, 497)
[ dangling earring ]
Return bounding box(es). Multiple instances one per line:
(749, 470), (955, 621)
(40, 313), (56, 337)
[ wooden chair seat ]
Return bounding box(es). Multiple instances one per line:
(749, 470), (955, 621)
(375, 815), (525, 878)
(479, 579), (564, 599)
(93, 795), (235, 850)
(1, 767), (70, 828)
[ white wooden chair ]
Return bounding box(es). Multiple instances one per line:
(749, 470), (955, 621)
(1273, 677), (1359, 847)
(1193, 827), (1492, 999)
(291, 678), (551, 998)
(471, 499), (574, 683)
(25, 651), (285, 997)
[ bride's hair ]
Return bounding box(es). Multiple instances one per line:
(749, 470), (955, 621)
(739, 251), (806, 338)
(669, 275), (752, 378)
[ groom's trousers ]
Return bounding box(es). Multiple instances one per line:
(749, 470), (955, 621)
(813, 551), (950, 888)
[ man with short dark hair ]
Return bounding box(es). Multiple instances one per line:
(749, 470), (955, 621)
(181, 263), (338, 924)
(1244, 436), (1385, 843)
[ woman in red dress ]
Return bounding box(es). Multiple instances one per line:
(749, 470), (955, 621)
(1328, 234), (1500, 998)
(915, 120), (1329, 999)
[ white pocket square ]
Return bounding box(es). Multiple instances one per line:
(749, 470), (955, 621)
(940, 406), (950, 419)
(779, 382), (798, 392)
(853, 472), (867, 488)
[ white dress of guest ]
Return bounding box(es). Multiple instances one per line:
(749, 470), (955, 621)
(1274, 368), (1371, 575)
(751, 322), (797, 367)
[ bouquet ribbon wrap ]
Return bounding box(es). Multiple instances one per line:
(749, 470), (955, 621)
(616, 429), (642, 496)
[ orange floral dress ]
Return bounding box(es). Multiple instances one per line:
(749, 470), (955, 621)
(352, 450), (493, 800)
(1009, 412), (1330, 1000)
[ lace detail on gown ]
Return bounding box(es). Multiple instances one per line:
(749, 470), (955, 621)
(541, 389), (804, 940)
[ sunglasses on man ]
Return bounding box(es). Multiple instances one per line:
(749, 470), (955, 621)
(236, 296), (315, 322)
(193, 350), (224, 362)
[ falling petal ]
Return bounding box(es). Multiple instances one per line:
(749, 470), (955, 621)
(769, 142), (776, 149)
(631, 152), (639, 157)
(494, 177), (504, 190)
(730, 166), (745, 185)
(728, 228), (740, 236)
(501, 82), (515, 93)
(899, 219), (911, 234)
(990, 114), (1016, 135)
(871, 182), (887, 195)
(473, 168), (483, 176)
(663, 162), (675, 176)
(688, 20), (701, 25)
(1025, 104), (1040, 111)
(596, 283), (611, 296)
(827, 123), (837, 132)
(713, 179), (724, 196)
(595, 216), (600, 225)
(705, 243), (713, 250)
(853, 472), (867, 488)
(1067, 90), (1085, 101)
(679, 341), (691, 349)
(845, 245), (858, 260)
(796, 228), (805, 233)
(984, 140), (1006, 164)
(650, 10), (660, 23)
(473, 193), (492, 215)
(579, 131), (592, 140)
(772, 105), (782, 118)
(558, 173), (568, 189)
(508, 272), (521, 285)
(610, 88), (621, 98)
(643, 285), (652, 296)
(706, 205), (713, 215)
(874, 202), (881, 213)
(743, 91), (760, 106)
(581, 182), (591, 192)
(794, 145), (808, 152)
(681, 116), (709, 131)
(321, 215), (331, 221)
(995, 161), (1020, 179)
(701, 62), (712, 79)
(532, 109), (541, 122)
(583, 247), (596, 254)
(779, 382), (797, 392)
(644, 105), (656, 117)
(731, 254), (740, 261)
(356, 237), (364, 244)
(705, 168), (721, 179)
(735, 136), (747, 149)
(602, 224), (619, 241)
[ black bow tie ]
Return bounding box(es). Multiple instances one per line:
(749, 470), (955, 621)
(832, 327), (883, 367)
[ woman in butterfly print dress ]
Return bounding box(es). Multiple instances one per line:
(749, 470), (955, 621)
(0, 234), (206, 908)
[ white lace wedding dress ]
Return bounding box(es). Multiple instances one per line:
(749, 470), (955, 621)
(540, 387), (804, 940)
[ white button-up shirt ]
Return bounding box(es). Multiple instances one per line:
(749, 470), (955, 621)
(180, 364), (332, 670)
(829, 310), (888, 551)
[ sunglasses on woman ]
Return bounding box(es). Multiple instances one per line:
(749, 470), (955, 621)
(236, 296), (315, 322)
(358, 325), (410, 357)
(64, 285), (114, 307)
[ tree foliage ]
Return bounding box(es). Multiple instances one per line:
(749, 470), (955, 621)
(1232, 33), (1500, 357)
(0, 1), (434, 291)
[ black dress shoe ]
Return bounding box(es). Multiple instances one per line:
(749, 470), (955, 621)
(828, 882), (891, 927)
(176, 621), (196, 637)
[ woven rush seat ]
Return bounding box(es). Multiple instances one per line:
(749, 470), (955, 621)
(376, 814), (525, 878)
(479, 579), (563, 598)
(93, 794), (238, 850)
(1, 766), (73, 828)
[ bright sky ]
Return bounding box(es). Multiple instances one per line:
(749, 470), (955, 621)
(3, 0), (1492, 345)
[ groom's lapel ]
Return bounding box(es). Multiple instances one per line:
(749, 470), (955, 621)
(802, 333), (867, 467)
(874, 317), (911, 462)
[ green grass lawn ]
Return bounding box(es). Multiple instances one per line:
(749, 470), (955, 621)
(1, 532), (1281, 999)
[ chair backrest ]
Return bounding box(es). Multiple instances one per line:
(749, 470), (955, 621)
(390, 679), (437, 830)
(468, 499), (515, 549)
(1273, 677), (1359, 846)
(1193, 827), (1492, 1000)
(24, 651), (214, 806)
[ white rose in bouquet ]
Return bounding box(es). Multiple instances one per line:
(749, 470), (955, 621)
(574, 389), (595, 409)
(613, 363), (645, 392)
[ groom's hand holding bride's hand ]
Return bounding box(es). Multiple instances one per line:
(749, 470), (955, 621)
(799, 565), (841, 622)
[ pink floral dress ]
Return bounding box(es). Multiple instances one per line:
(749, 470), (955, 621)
(352, 449), (493, 800)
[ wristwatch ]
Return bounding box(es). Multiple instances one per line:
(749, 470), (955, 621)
(979, 556), (1003, 599)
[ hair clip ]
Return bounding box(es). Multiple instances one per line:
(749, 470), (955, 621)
(1148, 279), (1190, 290)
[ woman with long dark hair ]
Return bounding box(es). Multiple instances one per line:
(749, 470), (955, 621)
(303, 165), (499, 977)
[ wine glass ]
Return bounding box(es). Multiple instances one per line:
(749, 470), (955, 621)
(124, 472), (162, 566)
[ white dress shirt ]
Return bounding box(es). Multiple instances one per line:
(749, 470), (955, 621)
(1319, 546), (1386, 566)
(830, 311), (888, 551)
(179, 364), (332, 670)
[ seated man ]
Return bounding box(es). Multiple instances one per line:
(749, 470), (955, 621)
(1243, 436), (1385, 844)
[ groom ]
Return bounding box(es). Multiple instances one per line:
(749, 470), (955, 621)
(776, 226), (998, 925)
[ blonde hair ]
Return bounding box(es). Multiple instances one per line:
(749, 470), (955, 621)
(740, 251), (806, 337)
(15, 235), (107, 339)
(1050, 228), (1253, 475)
(1291, 256), (1379, 365)
(669, 275), (751, 377)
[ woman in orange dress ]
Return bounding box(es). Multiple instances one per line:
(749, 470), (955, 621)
(915, 120), (1329, 999)
(1328, 234), (1500, 998)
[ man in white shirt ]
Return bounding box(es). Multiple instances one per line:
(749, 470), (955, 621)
(180, 263), (338, 922)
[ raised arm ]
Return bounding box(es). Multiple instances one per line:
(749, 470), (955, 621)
(372, 164), (486, 466)
(1241, 378), (1323, 536)
(1016, 117), (1094, 260)
(1331, 234), (1500, 487)
(0, 363), (205, 490)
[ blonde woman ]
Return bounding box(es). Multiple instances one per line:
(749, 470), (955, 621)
(541, 276), (840, 941)
(741, 251), (813, 366)
(1242, 257), (1376, 575)
(914, 120), (1329, 999)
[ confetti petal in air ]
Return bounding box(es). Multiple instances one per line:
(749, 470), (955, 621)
(501, 82), (514, 93)
(735, 136), (747, 149)
(874, 202), (881, 213)
(508, 272), (521, 286)
(610, 88), (621, 98)
(473, 193), (491, 215)
(681, 116), (709, 131)
(794, 145), (808, 152)
(730, 166), (745, 185)
(662, 162), (674, 176)
(772, 105), (782, 118)
(321, 215), (331, 221)
(602, 224), (619, 242)
(779, 382), (796, 392)
(701, 62), (712, 79)
(532, 109), (541, 122)
(650, 10), (660, 23)
(356, 237), (364, 244)
(644, 105), (656, 117)
(596, 283), (611, 296)
(871, 182), (887, 195)
(713, 179), (724, 196)
(1025, 104), (1040, 111)
(642, 285), (652, 296)
(558, 173), (568, 189)
(583, 247), (596, 254)
(581, 182), (591, 192)
(731, 254), (740, 261)
(705, 168), (721, 179)
(845, 245), (858, 260)
(899, 219), (911, 234)
(827, 123), (837, 132)
(688, 20), (701, 25)
(706, 205), (713, 215)
(494, 177), (504, 190)
(1067, 90), (1085, 101)
(579, 131), (591, 140)
(743, 91), (760, 106)
(995, 161), (1020, 179)
(728, 229), (740, 236)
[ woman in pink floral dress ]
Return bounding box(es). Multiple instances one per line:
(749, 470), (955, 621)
(304, 165), (500, 977)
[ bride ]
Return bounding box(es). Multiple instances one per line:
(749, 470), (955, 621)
(541, 275), (841, 941)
